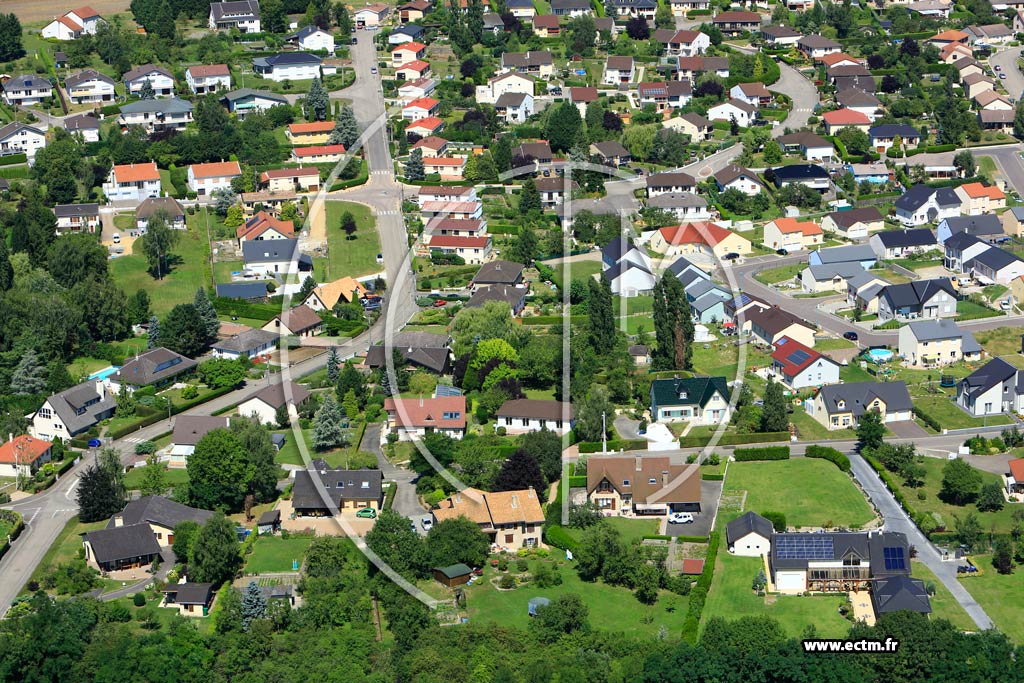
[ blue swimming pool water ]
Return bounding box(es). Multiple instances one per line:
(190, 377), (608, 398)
(88, 366), (120, 381)
(866, 349), (894, 362)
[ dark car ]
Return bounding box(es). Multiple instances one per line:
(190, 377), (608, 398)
(775, 248), (788, 256)
(843, 331), (858, 341)
(351, 37), (357, 44)
(723, 252), (740, 261)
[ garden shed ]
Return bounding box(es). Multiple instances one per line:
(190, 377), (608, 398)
(433, 563), (473, 587)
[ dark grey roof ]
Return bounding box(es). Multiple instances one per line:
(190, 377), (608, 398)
(120, 98), (193, 115)
(291, 25), (329, 40)
(943, 230), (985, 253)
(961, 357), (1020, 399)
(242, 237), (300, 264)
(221, 88), (288, 104)
(686, 279), (727, 301)
(726, 511), (774, 545)
(434, 563), (473, 578)
(771, 530), (911, 574)
(54, 203), (99, 218)
(603, 259), (654, 283)
(934, 187), (960, 208)
(666, 255), (709, 280)
(812, 244), (876, 264)
(256, 52), (322, 68)
(109, 495), (214, 529)
(64, 113), (100, 131)
(258, 509), (281, 525)
(602, 236), (642, 263)
(212, 328), (279, 354)
(872, 575), (932, 614)
(646, 171), (696, 188)
(65, 69), (115, 88)
(591, 140), (630, 158)
(366, 345), (450, 373)
(941, 214), (1003, 237)
(43, 379), (116, 436)
(806, 262), (866, 281)
(466, 285), (528, 310)
(163, 582), (214, 605)
(210, 0), (261, 22)
(292, 468), (384, 510)
(873, 228), (936, 248)
(905, 319), (965, 342)
(647, 192), (706, 209)
(136, 196), (185, 220)
(215, 281), (270, 300)
(0, 122), (44, 141)
(393, 24), (426, 37)
(495, 91), (529, 107)
(2, 74), (52, 92)
(650, 376), (729, 408)
(894, 185), (934, 212)
(869, 124), (921, 139)
(171, 415), (231, 446)
(816, 381), (911, 417)
(967, 246), (1022, 272)
(835, 88), (880, 108)
(771, 164), (829, 181)
(551, 0), (591, 7)
(799, 34), (841, 48)
(692, 291), (730, 314)
(113, 347), (198, 386)
(474, 260), (524, 285)
(84, 524), (161, 564)
(122, 64), (173, 83)
(242, 380), (311, 409)
(880, 278), (955, 309)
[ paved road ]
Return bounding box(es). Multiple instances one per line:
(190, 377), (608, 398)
(988, 46), (1024, 104)
(361, 422), (425, 522)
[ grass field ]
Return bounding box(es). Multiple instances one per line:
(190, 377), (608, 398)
(909, 560), (975, 631)
(702, 535), (852, 638)
(243, 535), (314, 574)
(813, 337), (857, 351)
(324, 201), (382, 280)
(123, 466), (189, 491)
(913, 395), (1012, 430)
(564, 516), (661, 544)
(974, 326), (1024, 357)
(958, 554), (1023, 642)
(24, 516), (107, 594)
(754, 264), (802, 285)
(464, 556), (685, 636)
(789, 406), (844, 442)
(109, 225), (212, 316)
(273, 428), (377, 469)
(956, 299), (1002, 321)
(724, 460), (875, 529)
(545, 258), (602, 290)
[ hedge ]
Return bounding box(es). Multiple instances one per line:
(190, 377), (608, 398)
(805, 444), (851, 472)
(641, 534), (673, 541)
(328, 158), (369, 191)
(0, 166), (31, 179)
(681, 530), (720, 643)
(0, 513), (25, 563)
(678, 431), (790, 448)
(701, 471), (724, 481)
(521, 315), (589, 326)
(913, 405), (941, 432)
(212, 297), (281, 322)
(674, 534), (710, 543)
(543, 524), (578, 553)
(862, 450), (925, 534)
(30, 456), (77, 493)
(383, 481), (397, 510)
(0, 153), (26, 166)
(733, 445), (790, 461)
(106, 385), (236, 440)
(577, 439), (647, 454)
(567, 475), (587, 488)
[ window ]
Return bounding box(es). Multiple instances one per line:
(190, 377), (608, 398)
(38, 407), (51, 419)
(336, 482), (344, 488)
(622, 479), (630, 486)
(361, 481), (369, 489)
(648, 478), (657, 484)
(443, 411), (461, 420)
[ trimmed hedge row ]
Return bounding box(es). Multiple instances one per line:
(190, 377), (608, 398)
(30, 457), (77, 493)
(679, 432), (790, 448)
(106, 385), (236, 440)
(701, 472), (724, 481)
(0, 153), (26, 166)
(0, 513), (25, 562)
(567, 475), (587, 488)
(212, 297), (281, 322)
(543, 524), (578, 553)
(328, 159), (369, 191)
(913, 406), (941, 432)
(805, 445), (850, 472)
(577, 439), (648, 454)
(733, 445), (790, 461)
(861, 450), (926, 534)
(681, 530), (720, 643)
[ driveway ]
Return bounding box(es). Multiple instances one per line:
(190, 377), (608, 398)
(363, 422), (425, 520)
(886, 420), (929, 438)
(662, 479), (723, 539)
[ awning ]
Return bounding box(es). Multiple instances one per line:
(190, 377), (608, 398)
(634, 504), (668, 512)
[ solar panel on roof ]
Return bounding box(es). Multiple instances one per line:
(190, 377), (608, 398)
(882, 546), (906, 571)
(434, 384), (463, 398)
(787, 349), (811, 366)
(776, 337), (789, 347)
(775, 535), (835, 560)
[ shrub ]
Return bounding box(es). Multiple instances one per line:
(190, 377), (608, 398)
(499, 574), (516, 589)
(761, 511), (786, 532)
(133, 440), (157, 455)
(913, 406), (941, 433)
(733, 446), (790, 461)
(133, 592), (147, 607)
(543, 525), (578, 553)
(516, 558), (529, 572)
(805, 445), (850, 472)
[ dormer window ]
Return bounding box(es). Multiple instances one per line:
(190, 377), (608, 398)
(837, 400), (845, 409)
(622, 479), (630, 486)
(648, 478), (657, 484)
(679, 391), (688, 399)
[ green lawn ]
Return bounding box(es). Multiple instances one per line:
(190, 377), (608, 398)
(465, 556), (685, 636)
(754, 264), (803, 285)
(123, 466), (189, 491)
(243, 535), (314, 574)
(273, 427), (376, 469)
(24, 516), (108, 594)
(564, 516), (661, 544)
(973, 326), (1024, 356)
(909, 560), (975, 631)
(546, 258), (602, 290)
(702, 534), (851, 638)
(113, 212), (136, 231)
(956, 300), (1002, 321)
(109, 225), (212, 316)
(958, 554), (1024, 642)
(814, 337), (856, 352)
(840, 363), (877, 384)
(790, 406), (847, 442)
(724, 460), (875, 529)
(913, 395), (1011, 430)
(324, 201), (383, 280)
(690, 336), (773, 383)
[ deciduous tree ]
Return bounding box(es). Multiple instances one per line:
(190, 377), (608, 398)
(189, 514), (242, 584)
(426, 516), (491, 568)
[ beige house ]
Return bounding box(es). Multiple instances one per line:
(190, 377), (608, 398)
(433, 487), (545, 549)
(260, 167), (321, 192)
(586, 455), (702, 516)
(237, 381), (312, 424)
(955, 182), (1005, 215)
(648, 222), (752, 258)
(663, 113), (713, 141)
(897, 319), (982, 367)
(762, 217), (823, 251)
(821, 207), (885, 240)
(962, 73), (994, 100)
(747, 306), (816, 347)
(161, 583), (214, 618)
(811, 381), (913, 430)
(108, 495), (214, 545)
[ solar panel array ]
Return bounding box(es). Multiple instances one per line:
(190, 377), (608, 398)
(775, 535), (835, 560)
(776, 337), (790, 347)
(434, 384), (463, 398)
(882, 546), (906, 571)
(787, 349), (811, 366)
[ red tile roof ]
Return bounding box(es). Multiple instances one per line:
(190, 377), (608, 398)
(428, 234), (489, 248)
(384, 396), (466, 429)
(399, 59), (431, 73)
(187, 64), (230, 77)
(189, 160), (241, 178)
(112, 162), (159, 183)
(287, 121), (335, 134)
(237, 210), (295, 239)
(58, 15), (83, 31)
(404, 97), (439, 110)
(293, 144), (346, 157)
(393, 41), (427, 52)
(1010, 458), (1024, 484)
(822, 108), (870, 125)
(408, 116), (444, 131)
(658, 222), (733, 247)
(771, 336), (830, 378)
(0, 434), (52, 465)
(772, 217), (822, 235)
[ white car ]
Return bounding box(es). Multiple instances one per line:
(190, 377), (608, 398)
(421, 516), (434, 531)
(668, 512), (694, 525)
(112, 233), (120, 244)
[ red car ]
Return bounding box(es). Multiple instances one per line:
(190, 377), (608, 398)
(434, 299), (447, 307)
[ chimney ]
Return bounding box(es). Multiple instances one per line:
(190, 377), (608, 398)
(113, 515), (123, 527)
(662, 471), (669, 487)
(635, 456), (642, 472)
(510, 495), (518, 509)
(527, 486), (535, 498)
(419, 397), (424, 407)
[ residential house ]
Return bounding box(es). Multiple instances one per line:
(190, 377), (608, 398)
(822, 207), (884, 239)
(760, 24), (803, 46)
(512, 141), (553, 166)
(424, 217), (486, 239)
(819, 52), (862, 68)
(726, 512), (774, 556)
(568, 86), (599, 116)
(747, 306), (817, 347)
(646, 171), (697, 196)
(505, 0), (537, 17)
(829, 65), (875, 93)
(166, 416), (232, 465)
(392, 41), (427, 66)
(637, 80), (692, 110)
(434, 487), (545, 549)
(955, 182), (1006, 215)
(975, 90), (1013, 111)
(603, 56), (635, 85)
(354, 2), (390, 26)
(898, 319), (981, 367)
(877, 278), (957, 322)
(607, 0), (657, 18)
(259, 167), (321, 193)
(535, 176), (578, 206)
(419, 197), (482, 220)
(473, 260), (525, 287)
(184, 64), (231, 94)
(427, 234), (491, 263)
(212, 328), (279, 360)
(942, 231), (990, 273)
(365, 331), (452, 374)
(102, 162), (161, 202)
(397, 61), (432, 81)
(391, 22), (426, 41)
(967, 247), (1024, 285)
(403, 96), (440, 120)
(957, 357), (1024, 416)
(31, 379), (116, 441)
(384, 395), (466, 440)
(495, 399), (574, 435)
(967, 22), (1013, 43)
(242, 237), (303, 275)
(1002, 206), (1024, 238)
(893, 185), (960, 227)
(475, 72), (535, 106)
(494, 92), (534, 123)
(421, 156), (467, 181)
(707, 98), (756, 127)
(821, 108), (871, 135)
(808, 244), (877, 269)
(771, 336), (841, 389)
(979, 109), (1015, 134)
(869, 124), (921, 153)
(674, 55), (729, 80)
(800, 262), (867, 293)
(292, 466), (384, 515)
(711, 10), (761, 34)
(209, 0), (261, 32)
(1, 75), (52, 106)
(937, 214), (1004, 245)
(645, 193), (710, 222)
(714, 164), (764, 196)
(82, 524), (161, 572)
(835, 88), (881, 120)
(939, 42), (973, 64)
(118, 98), (193, 134)
(670, 0), (710, 13)
(551, 0), (592, 14)
(846, 161), (892, 185)
(501, 51), (554, 79)
(650, 376), (731, 425)
(869, 228), (937, 259)
(161, 583), (215, 618)
(723, 292), (771, 332)
(587, 455), (701, 515)
(123, 65), (175, 97)
(304, 276), (367, 312)
(798, 34), (842, 59)
(811, 381), (913, 429)
(602, 236), (656, 297)
(54, 203), (100, 234)
(956, 59), (984, 80)
(532, 14), (561, 37)
(0, 435), (52, 479)
(237, 381), (312, 423)
(42, 6), (106, 40)
(466, 285), (528, 314)
(289, 25), (335, 54)
(186, 160), (241, 196)
(650, 222), (751, 258)
(292, 144), (347, 164)
(136, 197), (186, 231)
(262, 304), (323, 338)
(777, 131), (835, 162)
(64, 69), (115, 104)
(589, 140), (631, 166)
(962, 72), (995, 100)
(666, 29), (710, 56)
(763, 217), (824, 251)
(64, 113), (100, 142)
(286, 120), (334, 145)
(664, 112), (713, 141)
(730, 81), (772, 107)
(399, 77), (437, 102)
(417, 185), (478, 204)
(252, 52), (322, 82)
(107, 348), (196, 394)
(220, 88), (288, 118)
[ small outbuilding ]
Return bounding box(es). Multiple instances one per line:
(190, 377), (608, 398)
(257, 509), (281, 535)
(726, 511), (774, 557)
(433, 563), (473, 587)
(528, 596), (551, 616)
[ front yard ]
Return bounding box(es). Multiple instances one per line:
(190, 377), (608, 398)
(242, 534), (315, 574)
(958, 554), (1024, 642)
(724, 459), (876, 529)
(753, 264), (803, 285)
(912, 395), (1012, 430)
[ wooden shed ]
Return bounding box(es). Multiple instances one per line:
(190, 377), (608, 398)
(433, 563), (473, 587)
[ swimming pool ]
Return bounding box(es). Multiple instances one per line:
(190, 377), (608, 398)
(866, 349), (894, 363)
(88, 366), (120, 381)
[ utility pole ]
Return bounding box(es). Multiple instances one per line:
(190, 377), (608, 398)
(601, 411), (607, 454)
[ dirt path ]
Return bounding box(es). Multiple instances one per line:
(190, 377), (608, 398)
(307, 195), (327, 248)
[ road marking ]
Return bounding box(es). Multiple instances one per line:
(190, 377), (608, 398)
(65, 477), (80, 501)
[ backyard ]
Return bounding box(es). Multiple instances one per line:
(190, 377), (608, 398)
(323, 201), (383, 280)
(974, 326), (1024, 357)
(564, 516), (660, 544)
(273, 427), (377, 469)
(958, 554), (1024, 642)
(242, 534), (314, 575)
(912, 395), (1012, 430)
(109, 225), (212, 316)
(724, 459), (876, 529)
(123, 466), (189, 491)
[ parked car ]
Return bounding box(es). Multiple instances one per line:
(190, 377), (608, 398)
(1001, 299), (1012, 310)
(668, 512), (694, 524)
(87, 438), (102, 448)
(843, 331), (859, 341)
(1000, 73), (1007, 80)
(356, 508), (377, 519)
(112, 233), (120, 244)
(351, 37), (357, 44)
(775, 248), (788, 256)
(421, 517), (434, 531)
(370, 66), (377, 74)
